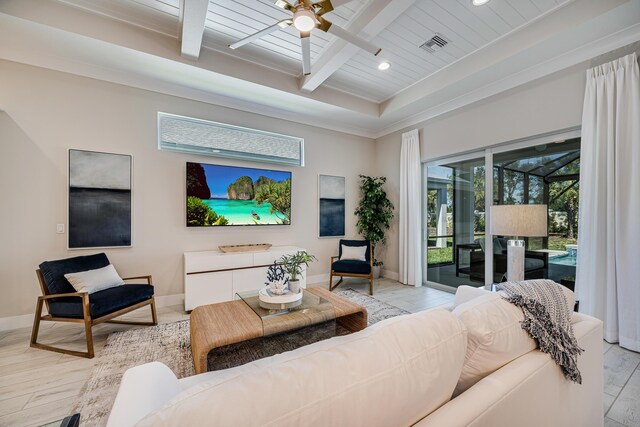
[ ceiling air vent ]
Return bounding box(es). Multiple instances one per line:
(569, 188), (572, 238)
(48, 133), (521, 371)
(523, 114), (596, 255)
(420, 33), (449, 53)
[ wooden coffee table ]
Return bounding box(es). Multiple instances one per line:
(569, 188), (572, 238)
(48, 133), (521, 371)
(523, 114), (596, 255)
(190, 287), (367, 374)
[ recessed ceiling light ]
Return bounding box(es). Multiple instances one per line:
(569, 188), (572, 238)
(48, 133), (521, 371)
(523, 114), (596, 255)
(472, 0), (490, 5)
(378, 61), (390, 71)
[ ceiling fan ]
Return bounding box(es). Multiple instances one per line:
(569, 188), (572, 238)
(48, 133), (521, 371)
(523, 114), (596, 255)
(228, 0), (382, 76)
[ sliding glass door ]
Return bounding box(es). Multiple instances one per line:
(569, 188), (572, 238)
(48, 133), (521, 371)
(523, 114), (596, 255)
(423, 134), (581, 290)
(492, 138), (580, 286)
(424, 156), (485, 288)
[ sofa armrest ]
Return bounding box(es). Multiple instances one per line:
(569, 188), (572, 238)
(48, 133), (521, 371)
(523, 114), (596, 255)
(107, 362), (181, 427)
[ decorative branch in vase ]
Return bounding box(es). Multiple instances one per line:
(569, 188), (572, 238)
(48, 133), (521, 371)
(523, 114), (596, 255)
(265, 262), (288, 295)
(279, 251), (316, 293)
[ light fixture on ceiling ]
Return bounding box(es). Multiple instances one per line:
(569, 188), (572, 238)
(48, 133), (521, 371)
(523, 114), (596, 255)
(472, 0), (490, 6)
(228, 0), (382, 77)
(378, 61), (390, 71)
(293, 8), (316, 32)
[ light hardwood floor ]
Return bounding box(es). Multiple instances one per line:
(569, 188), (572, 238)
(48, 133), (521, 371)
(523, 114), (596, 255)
(0, 279), (638, 427)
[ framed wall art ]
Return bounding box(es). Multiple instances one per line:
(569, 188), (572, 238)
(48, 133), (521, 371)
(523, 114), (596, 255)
(318, 174), (345, 238)
(68, 149), (132, 248)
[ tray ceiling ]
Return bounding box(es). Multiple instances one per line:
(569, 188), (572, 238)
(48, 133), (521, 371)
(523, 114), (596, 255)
(1, 0), (639, 137)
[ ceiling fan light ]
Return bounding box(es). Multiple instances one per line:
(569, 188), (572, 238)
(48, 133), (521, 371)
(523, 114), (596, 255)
(472, 0), (490, 5)
(293, 9), (316, 32)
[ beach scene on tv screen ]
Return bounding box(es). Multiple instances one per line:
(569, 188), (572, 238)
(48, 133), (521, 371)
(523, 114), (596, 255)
(186, 162), (291, 226)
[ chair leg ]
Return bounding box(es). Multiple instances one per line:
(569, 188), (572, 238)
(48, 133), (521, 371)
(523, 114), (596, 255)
(82, 296), (94, 358)
(150, 296), (158, 325)
(369, 274), (373, 296)
(30, 297), (44, 349)
(30, 297), (94, 358)
(329, 271), (334, 291)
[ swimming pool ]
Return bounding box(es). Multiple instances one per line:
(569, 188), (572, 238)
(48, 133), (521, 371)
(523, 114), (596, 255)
(549, 246), (578, 266)
(549, 253), (577, 266)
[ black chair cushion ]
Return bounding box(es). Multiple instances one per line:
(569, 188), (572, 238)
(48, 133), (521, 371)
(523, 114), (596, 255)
(39, 253), (110, 295)
(48, 284), (154, 319)
(338, 239), (371, 262)
(332, 260), (371, 275)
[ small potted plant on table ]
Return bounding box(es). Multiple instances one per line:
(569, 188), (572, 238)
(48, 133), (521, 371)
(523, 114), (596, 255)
(280, 251), (316, 293)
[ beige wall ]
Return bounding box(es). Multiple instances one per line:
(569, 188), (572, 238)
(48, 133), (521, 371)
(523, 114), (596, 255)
(375, 65), (587, 275)
(0, 60), (375, 319)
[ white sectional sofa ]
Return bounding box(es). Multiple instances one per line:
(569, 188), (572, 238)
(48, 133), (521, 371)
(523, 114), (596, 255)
(107, 286), (603, 427)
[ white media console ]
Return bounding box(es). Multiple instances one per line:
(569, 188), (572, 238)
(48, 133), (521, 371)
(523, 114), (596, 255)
(183, 246), (307, 311)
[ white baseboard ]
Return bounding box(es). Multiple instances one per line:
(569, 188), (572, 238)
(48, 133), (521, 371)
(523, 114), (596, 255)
(156, 293), (184, 308)
(0, 293), (186, 332)
(0, 313), (34, 331)
(382, 270), (399, 281)
(306, 273), (330, 285)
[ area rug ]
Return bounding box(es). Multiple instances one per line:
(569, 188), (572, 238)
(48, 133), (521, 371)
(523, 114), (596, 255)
(72, 289), (410, 426)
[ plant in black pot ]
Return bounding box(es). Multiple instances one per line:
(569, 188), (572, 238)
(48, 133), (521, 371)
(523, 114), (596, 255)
(279, 251), (316, 293)
(354, 175), (395, 279)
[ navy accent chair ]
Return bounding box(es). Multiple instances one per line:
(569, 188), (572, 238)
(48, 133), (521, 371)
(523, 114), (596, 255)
(31, 253), (157, 358)
(329, 239), (374, 295)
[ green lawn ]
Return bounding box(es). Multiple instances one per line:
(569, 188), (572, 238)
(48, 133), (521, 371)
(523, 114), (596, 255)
(427, 247), (453, 265)
(548, 235), (577, 251)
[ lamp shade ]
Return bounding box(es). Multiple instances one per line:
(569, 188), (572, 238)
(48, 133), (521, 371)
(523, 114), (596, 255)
(490, 204), (548, 237)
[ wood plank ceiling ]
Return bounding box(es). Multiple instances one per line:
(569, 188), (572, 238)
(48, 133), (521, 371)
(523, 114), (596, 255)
(58, 0), (569, 102)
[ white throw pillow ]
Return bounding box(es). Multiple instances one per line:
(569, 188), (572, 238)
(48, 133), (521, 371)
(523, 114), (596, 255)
(64, 264), (125, 294)
(340, 245), (367, 261)
(452, 293), (537, 395)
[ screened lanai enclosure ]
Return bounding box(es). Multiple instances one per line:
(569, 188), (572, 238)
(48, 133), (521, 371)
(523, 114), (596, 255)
(425, 138), (580, 289)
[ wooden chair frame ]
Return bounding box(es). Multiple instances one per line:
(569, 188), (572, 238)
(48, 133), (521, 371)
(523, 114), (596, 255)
(329, 241), (374, 295)
(31, 270), (158, 358)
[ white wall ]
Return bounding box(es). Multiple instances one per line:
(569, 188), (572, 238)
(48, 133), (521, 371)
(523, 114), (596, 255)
(0, 60), (375, 319)
(375, 64), (588, 275)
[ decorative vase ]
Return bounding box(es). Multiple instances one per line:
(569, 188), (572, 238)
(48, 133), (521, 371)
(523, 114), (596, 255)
(372, 265), (381, 279)
(288, 279), (301, 294)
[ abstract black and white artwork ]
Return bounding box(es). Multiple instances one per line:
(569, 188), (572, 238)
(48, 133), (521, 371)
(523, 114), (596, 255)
(319, 175), (345, 238)
(69, 150), (132, 248)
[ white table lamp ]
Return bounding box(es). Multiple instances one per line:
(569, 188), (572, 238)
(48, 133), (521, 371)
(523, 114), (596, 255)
(490, 204), (548, 282)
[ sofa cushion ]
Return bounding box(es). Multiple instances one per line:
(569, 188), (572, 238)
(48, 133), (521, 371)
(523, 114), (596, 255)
(331, 259), (371, 275)
(452, 293), (537, 395)
(64, 264), (125, 294)
(48, 284), (153, 318)
(136, 309), (468, 427)
(524, 258), (545, 271)
(39, 253), (111, 295)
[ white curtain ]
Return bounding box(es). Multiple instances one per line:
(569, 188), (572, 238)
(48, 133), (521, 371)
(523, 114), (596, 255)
(576, 52), (640, 351)
(399, 129), (422, 287)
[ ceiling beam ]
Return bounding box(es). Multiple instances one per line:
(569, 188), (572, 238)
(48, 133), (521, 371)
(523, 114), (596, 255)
(180, 0), (209, 60)
(299, 0), (415, 93)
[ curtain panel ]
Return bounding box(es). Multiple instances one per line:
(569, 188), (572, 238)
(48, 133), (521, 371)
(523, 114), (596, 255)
(576, 52), (640, 351)
(399, 129), (422, 286)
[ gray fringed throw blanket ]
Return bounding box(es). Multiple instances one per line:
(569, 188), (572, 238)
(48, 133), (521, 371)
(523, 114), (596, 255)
(498, 279), (583, 384)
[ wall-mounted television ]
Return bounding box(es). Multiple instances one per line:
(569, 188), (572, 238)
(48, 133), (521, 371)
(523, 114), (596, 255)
(186, 162), (291, 226)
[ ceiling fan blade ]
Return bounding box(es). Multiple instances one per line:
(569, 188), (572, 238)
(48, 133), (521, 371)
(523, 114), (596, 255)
(300, 32), (311, 76)
(313, 0), (358, 16)
(229, 19), (293, 50)
(274, 0), (294, 11)
(318, 19), (381, 56)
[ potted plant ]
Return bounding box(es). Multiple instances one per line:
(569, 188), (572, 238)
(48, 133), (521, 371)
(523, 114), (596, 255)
(354, 175), (395, 279)
(279, 251), (316, 293)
